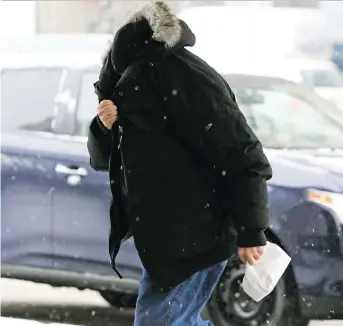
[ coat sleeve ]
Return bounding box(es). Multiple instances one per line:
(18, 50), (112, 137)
(88, 47), (120, 172)
(94, 47), (121, 102)
(160, 77), (272, 248)
(87, 116), (112, 172)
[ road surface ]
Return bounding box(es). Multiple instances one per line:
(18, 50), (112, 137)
(1, 279), (341, 326)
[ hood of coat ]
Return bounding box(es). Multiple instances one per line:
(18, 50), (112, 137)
(105, 1), (196, 74)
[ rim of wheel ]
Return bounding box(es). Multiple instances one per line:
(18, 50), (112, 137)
(208, 261), (286, 326)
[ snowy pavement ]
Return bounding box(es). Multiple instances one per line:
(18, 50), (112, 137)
(0, 278), (341, 326)
(0, 317), (80, 325)
(0, 279), (133, 326)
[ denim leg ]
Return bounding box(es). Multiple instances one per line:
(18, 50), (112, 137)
(134, 261), (227, 326)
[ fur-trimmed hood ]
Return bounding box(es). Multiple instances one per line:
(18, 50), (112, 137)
(105, 1), (196, 74)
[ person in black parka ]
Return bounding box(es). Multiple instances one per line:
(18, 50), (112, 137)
(87, 2), (272, 324)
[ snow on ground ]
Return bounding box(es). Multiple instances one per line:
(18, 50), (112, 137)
(0, 317), (80, 326)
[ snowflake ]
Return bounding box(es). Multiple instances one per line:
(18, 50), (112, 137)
(204, 123), (213, 131)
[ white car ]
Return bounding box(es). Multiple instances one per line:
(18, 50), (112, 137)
(289, 59), (343, 110)
(217, 58), (343, 111)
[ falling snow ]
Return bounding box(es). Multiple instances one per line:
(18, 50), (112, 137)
(172, 89), (178, 96)
(204, 123), (213, 131)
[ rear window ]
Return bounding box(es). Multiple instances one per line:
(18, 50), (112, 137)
(1, 68), (62, 133)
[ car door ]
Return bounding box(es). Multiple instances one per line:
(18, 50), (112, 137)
(51, 69), (140, 277)
(1, 67), (62, 270)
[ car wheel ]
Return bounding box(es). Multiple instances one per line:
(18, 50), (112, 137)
(207, 258), (310, 326)
(99, 290), (137, 309)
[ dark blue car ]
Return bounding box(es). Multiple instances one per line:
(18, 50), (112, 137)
(1, 57), (343, 326)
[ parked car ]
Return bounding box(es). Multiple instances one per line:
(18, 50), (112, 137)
(333, 41), (343, 72)
(209, 57), (343, 112)
(2, 56), (343, 326)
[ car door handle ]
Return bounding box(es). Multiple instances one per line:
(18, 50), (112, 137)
(55, 164), (88, 177)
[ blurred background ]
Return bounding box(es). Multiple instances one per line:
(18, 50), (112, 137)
(1, 1), (343, 326)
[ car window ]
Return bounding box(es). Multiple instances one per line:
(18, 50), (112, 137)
(75, 72), (99, 137)
(301, 69), (343, 87)
(1, 68), (63, 133)
(233, 87), (343, 149)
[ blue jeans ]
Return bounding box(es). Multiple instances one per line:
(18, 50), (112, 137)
(134, 261), (227, 326)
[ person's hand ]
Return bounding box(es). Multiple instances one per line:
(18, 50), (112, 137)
(238, 246), (265, 265)
(98, 100), (118, 130)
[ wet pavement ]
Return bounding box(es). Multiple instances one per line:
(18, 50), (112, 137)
(1, 279), (341, 326)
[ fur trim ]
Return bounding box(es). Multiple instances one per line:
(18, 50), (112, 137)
(101, 2), (181, 64)
(101, 38), (113, 64)
(127, 1), (182, 48)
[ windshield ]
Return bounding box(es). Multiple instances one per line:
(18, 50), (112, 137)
(231, 84), (343, 149)
(301, 69), (343, 87)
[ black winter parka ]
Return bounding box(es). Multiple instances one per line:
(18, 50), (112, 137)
(87, 1), (272, 291)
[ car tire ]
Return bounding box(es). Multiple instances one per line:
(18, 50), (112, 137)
(99, 290), (137, 309)
(207, 257), (310, 326)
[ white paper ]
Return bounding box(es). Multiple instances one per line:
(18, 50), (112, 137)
(242, 241), (291, 302)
